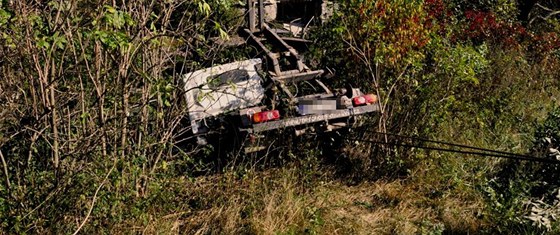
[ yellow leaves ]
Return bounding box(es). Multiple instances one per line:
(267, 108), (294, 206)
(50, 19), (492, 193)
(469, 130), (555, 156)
(196, 0), (212, 17)
(214, 21), (229, 40)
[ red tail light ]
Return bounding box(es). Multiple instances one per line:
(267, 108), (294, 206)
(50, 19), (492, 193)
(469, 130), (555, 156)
(253, 110), (280, 123)
(352, 94), (378, 106)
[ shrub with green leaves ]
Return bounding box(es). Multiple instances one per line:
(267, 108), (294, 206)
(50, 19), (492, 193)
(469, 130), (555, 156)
(530, 106), (560, 195)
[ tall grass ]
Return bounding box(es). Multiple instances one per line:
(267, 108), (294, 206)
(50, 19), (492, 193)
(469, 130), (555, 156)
(98, 165), (486, 234)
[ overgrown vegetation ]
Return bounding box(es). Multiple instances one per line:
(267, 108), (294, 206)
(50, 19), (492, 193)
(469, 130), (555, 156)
(1, 0), (560, 234)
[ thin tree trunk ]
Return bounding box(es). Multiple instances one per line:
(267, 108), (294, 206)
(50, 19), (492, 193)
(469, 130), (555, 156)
(120, 51), (131, 159)
(95, 42), (108, 158)
(50, 74), (59, 169)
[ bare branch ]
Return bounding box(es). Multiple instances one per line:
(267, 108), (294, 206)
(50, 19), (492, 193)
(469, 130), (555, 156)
(0, 151), (9, 189)
(529, 3), (560, 26)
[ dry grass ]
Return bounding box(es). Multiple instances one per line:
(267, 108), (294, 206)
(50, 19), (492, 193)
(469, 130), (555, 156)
(113, 165), (488, 234)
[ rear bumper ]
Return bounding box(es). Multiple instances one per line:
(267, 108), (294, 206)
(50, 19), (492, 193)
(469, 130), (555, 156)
(249, 103), (380, 133)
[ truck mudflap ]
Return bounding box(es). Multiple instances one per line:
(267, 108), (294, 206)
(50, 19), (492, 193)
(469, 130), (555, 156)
(248, 103), (380, 133)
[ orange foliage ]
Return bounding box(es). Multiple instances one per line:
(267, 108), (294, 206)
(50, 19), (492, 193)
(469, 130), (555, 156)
(347, 0), (432, 69)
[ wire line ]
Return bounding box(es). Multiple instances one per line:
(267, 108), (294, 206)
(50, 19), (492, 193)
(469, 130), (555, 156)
(360, 130), (530, 158)
(346, 133), (560, 165)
